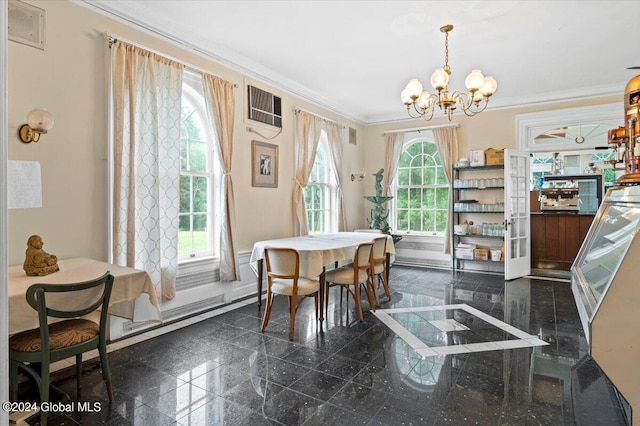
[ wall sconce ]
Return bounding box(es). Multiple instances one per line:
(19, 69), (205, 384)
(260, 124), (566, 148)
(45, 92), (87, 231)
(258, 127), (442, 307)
(351, 170), (366, 182)
(19, 108), (54, 143)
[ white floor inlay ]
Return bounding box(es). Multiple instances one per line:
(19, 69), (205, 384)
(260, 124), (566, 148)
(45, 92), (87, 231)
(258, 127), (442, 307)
(372, 304), (548, 358)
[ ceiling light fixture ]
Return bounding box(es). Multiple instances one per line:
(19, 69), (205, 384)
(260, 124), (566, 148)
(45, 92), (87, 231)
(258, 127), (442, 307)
(401, 24), (498, 121)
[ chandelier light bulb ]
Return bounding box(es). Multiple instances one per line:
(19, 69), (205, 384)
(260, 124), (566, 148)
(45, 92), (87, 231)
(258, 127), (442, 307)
(417, 92), (432, 110)
(404, 79), (423, 100)
(430, 68), (449, 91)
(481, 76), (498, 96)
(401, 88), (413, 105)
(465, 70), (485, 92)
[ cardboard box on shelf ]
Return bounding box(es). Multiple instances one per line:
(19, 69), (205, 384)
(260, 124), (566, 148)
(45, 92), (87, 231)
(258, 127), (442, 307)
(474, 248), (489, 260)
(485, 148), (505, 166)
(457, 248), (475, 259)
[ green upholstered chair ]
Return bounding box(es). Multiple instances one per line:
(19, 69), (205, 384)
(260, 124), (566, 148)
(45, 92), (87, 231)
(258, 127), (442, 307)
(9, 272), (114, 425)
(261, 248), (320, 340)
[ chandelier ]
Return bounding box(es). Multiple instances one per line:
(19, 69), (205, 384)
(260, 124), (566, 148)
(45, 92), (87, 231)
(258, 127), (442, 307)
(401, 24), (498, 121)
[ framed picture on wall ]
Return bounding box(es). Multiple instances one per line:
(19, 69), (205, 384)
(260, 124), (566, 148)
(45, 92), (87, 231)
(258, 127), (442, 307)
(252, 140), (278, 188)
(469, 149), (485, 167)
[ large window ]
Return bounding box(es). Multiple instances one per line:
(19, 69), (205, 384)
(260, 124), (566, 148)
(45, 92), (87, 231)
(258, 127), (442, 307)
(304, 131), (336, 234)
(529, 150), (617, 190)
(394, 139), (449, 234)
(179, 72), (220, 260)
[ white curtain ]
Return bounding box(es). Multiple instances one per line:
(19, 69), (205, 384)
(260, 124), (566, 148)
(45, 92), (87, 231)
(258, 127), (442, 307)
(293, 111), (323, 236)
(433, 125), (460, 254)
(324, 121), (347, 231)
(382, 133), (404, 197)
(202, 74), (240, 281)
(111, 40), (183, 302)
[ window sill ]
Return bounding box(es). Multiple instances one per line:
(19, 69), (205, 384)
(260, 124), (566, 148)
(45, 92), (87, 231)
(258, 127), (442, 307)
(178, 256), (219, 276)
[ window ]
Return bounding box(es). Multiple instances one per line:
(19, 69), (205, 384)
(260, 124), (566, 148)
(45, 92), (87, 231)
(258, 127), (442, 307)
(179, 72), (220, 260)
(529, 150), (618, 189)
(393, 139), (449, 234)
(304, 131), (336, 234)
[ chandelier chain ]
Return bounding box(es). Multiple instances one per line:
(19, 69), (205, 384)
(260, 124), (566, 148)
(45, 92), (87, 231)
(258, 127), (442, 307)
(443, 30), (450, 73)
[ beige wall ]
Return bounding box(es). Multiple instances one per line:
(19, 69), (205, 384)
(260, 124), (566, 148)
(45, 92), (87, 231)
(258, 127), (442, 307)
(7, 1), (366, 266)
(363, 96), (620, 185)
(7, 1), (624, 267)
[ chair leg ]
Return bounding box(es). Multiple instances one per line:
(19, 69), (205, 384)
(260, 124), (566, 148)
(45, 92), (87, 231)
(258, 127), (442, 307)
(40, 363), (50, 426)
(363, 280), (375, 313)
(380, 271), (391, 299)
(353, 284), (364, 322)
(324, 283), (330, 316)
(98, 342), (114, 403)
(289, 296), (297, 341)
(261, 290), (273, 331)
(76, 353), (83, 399)
(313, 293), (322, 322)
(9, 361), (19, 402)
(369, 272), (380, 307)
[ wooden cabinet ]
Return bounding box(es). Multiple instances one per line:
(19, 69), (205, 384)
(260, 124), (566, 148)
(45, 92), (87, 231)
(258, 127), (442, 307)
(530, 213), (594, 270)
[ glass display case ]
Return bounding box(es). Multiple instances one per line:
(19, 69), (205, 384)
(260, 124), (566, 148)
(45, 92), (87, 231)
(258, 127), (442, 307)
(571, 184), (640, 424)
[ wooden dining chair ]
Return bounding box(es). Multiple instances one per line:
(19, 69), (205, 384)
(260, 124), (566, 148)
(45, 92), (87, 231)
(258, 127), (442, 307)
(262, 248), (320, 340)
(371, 236), (391, 304)
(9, 272), (114, 426)
(325, 242), (376, 322)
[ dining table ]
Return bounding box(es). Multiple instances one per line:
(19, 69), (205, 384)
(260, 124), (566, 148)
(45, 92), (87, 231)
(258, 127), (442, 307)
(8, 257), (162, 336)
(249, 232), (395, 323)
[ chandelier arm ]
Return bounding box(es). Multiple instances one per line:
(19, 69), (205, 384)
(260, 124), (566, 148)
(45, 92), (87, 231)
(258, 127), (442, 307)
(460, 99), (490, 117)
(452, 91), (472, 111)
(421, 104), (436, 122)
(405, 104), (424, 119)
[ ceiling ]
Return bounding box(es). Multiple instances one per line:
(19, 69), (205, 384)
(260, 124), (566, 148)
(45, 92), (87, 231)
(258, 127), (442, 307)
(78, 0), (640, 124)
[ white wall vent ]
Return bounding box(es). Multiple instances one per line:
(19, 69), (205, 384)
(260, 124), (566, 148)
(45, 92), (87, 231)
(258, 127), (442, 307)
(248, 85), (282, 128)
(8, 0), (45, 50)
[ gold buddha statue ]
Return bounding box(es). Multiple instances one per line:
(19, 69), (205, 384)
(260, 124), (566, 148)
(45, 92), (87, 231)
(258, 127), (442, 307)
(23, 235), (59, 276)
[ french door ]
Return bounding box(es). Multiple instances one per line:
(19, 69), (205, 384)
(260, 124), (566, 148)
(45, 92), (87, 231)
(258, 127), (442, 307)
(504, 149), (531, 280)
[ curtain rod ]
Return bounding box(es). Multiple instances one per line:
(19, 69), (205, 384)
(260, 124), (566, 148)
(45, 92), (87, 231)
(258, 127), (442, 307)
(382, 122), (459, 135)
(293, 107), (345, 128)
(104, 32), (239, 88)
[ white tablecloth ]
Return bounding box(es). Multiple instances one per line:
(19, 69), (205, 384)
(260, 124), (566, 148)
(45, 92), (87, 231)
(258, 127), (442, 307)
(249, 232), (395, 278)
(9, 257), (161, 335)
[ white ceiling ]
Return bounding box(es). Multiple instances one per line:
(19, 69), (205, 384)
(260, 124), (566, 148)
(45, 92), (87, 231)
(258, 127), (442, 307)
(78, 0), (640, 124)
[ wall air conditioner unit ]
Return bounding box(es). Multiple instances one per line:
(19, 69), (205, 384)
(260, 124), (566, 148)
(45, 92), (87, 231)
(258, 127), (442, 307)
(248, 85), (282, 128)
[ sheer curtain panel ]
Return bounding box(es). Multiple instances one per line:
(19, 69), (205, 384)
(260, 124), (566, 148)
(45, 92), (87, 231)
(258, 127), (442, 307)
(202, 74), (240, 281)
(111, 40), (183, 302)
(293, 111), (323, 236)
(324, 121), (347, 231)
(382, 133), (404, 197)
(433, 125), (459, 254)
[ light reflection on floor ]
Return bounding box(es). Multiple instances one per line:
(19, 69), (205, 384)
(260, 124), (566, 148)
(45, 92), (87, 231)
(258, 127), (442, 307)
(372, 304), (548, 358)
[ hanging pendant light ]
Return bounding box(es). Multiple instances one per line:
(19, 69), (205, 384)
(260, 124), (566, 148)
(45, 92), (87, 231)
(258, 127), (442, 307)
(401, 24), (498, 121)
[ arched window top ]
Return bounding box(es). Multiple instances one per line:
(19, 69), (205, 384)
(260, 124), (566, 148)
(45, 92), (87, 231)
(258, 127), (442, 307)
(516, 103), (623, 152)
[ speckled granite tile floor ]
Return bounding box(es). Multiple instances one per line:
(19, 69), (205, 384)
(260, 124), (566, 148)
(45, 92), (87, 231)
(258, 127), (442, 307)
(18, 266), (628, 425)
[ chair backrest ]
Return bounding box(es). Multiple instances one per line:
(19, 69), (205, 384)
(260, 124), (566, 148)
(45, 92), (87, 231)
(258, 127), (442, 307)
(372, 237), (387, 262)
(264, 248), (299, 279)
(25, 272), (114, 350)
(354, 243), (373, 271)
(26, 271), (114, 320)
